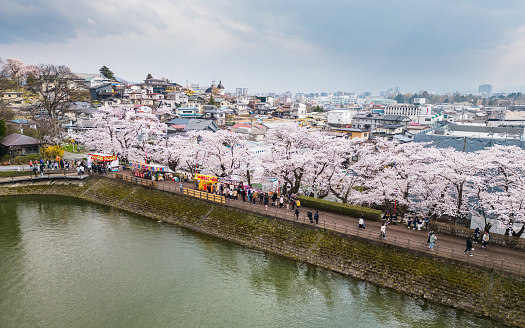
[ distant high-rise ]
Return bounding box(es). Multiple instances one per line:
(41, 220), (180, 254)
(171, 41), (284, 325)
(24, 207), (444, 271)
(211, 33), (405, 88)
(236, 88), (248, 97)
(478, 84), (492, 98)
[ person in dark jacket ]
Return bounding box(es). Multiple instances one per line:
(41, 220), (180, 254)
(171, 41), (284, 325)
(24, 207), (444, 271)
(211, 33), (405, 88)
(314, 211), (319, 225)
(294, 208), (299, 220)
(473, 228), (480, 243)
(307, 210), (313, 223)
(464, 237), (473, 256)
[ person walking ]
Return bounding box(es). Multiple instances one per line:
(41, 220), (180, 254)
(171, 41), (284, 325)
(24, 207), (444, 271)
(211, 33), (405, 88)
(314, 211), (319, 225)
(464, 236), (474, 256)
(179, 182), (184, 193)
(482, 232), (490, 248)
(473, 228), (480, 243)
(272, 192), (278, 206)
(380, 223), (386, 239)
(426, 230), (434, 244)
(264, 195), (269, 211)
(307, 210), (313, 223)
(259, 192), (264, 205)
(358, 217), (365, 229)
(294, 208), (299, 220)
(429, 233), (437, 250)
(279, 195), (284, 208)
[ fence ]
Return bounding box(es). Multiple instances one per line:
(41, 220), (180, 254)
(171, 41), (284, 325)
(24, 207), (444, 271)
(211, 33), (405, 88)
(114, 173), (158, 188)
(0, 169), (85, 184)
(107, 172), (525, 277)
(184, 188), (225, 203)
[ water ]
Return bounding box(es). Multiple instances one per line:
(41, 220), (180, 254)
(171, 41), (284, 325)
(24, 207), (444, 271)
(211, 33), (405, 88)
(0, 195), (505, 328)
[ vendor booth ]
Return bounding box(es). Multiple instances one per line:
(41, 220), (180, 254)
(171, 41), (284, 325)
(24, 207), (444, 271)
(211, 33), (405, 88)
(194, 174), (218, 192)
(131, 162), (172, 181)
(87, 153), (119, 171)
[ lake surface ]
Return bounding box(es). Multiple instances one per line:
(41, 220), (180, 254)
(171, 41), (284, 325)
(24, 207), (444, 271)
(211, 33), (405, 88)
(0, 195), (505, 328)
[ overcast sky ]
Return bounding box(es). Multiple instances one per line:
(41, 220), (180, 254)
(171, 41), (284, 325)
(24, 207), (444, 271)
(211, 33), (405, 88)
(1, 0), (525, 95)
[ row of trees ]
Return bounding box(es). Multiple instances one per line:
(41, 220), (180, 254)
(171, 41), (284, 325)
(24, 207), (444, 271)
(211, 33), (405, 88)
(75, 106), (525, 236)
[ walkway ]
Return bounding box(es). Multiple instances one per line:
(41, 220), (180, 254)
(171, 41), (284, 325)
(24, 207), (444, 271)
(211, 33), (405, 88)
(113, 171), (525, 276)
(0, 170), (86, 184)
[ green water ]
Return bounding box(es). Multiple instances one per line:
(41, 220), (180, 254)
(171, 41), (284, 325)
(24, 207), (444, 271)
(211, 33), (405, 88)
(0, 195), (505, 328)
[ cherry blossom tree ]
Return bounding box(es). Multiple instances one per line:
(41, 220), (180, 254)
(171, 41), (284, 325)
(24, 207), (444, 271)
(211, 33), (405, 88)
(473, 145), (525, 235)
(72, 106), (167, 163)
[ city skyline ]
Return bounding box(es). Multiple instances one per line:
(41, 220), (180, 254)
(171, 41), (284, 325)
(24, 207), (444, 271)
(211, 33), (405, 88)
(2, 0), (525, 94)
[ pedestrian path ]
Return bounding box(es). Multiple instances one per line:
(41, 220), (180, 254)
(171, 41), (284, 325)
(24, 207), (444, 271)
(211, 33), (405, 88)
(112, 171), (525, 276)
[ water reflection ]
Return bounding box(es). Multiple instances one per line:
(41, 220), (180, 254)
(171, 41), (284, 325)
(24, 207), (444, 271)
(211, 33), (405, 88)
(0, 195), (507, 328)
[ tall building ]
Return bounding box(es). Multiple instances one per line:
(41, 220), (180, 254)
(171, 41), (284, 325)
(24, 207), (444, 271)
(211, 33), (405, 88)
(478, 84), (492, 98)
(236, 88), (248, 97)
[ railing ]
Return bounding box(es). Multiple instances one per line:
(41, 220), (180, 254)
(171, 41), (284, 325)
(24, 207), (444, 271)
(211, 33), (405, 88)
(184, 188), (225, 203)
(114, 173), (158, 188)
(107, 172), (525, 277)
(0, 169), (86, 184)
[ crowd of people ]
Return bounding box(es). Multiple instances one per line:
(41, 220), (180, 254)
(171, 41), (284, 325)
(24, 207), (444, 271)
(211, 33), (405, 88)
(29, 159), (72, 177)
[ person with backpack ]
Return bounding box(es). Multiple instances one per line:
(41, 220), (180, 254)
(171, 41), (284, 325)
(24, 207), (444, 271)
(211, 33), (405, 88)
(482, 232), (490, 248)
(307, 210), (313, 223)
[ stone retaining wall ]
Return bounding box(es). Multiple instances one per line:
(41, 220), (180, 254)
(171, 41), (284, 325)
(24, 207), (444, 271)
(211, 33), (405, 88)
(1, 176), (525, 327)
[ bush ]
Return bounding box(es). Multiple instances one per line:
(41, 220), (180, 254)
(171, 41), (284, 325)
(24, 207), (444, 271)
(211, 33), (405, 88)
(12, 154), (41, 165)
(297, 196), (382, 221)
(41, 145), (64, 159)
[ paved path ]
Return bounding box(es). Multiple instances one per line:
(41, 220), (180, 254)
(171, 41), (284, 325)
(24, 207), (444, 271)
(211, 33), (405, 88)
(112, 171), (525, 276)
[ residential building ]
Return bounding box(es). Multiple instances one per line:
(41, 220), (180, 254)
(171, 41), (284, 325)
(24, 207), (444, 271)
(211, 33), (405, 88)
(0, 133), (40, 158)
(326, 110), (358, 127)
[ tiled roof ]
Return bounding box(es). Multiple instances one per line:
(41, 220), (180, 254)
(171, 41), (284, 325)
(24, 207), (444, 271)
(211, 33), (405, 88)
(0, 133), (39, 147)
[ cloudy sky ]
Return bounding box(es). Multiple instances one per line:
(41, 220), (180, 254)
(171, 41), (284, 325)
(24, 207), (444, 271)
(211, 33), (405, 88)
(1, 0), (525, 95)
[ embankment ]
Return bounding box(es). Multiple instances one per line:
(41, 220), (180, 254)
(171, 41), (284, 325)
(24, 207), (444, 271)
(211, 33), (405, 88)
(1, 176), (525, 327)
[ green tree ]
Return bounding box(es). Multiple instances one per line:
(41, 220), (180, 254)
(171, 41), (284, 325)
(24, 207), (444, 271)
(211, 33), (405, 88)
(99, 66), (116, 80)
(0, 120), (6, 139)
(209, 94), (216, 106)
(313, 105), (323, 112)
(146, 73), (153, 79)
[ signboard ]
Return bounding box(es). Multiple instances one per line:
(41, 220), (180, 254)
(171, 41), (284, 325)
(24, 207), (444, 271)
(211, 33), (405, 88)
(89, 153), (117, 162)
(194, 174), (218, 182)
(413, 98), (426, 104)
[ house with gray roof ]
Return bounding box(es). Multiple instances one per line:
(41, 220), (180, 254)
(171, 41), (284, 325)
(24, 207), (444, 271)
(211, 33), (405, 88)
(0, 133), (40, 158)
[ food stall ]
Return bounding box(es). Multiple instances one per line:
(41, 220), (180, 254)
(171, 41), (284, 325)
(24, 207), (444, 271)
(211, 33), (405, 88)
(130, 162), (172, 180)
(87, 153), (119, 171)
(194, 174), (218, 192)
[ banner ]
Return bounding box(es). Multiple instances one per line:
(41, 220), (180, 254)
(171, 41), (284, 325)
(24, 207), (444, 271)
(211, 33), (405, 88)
(89, 154), (117, 162)
(194, 174), (218, 182)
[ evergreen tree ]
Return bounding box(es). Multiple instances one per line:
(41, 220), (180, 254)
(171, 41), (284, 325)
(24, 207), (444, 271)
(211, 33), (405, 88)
(146, 73), (153, 79)
(99, 66), (116, 80)
(0, 120), (6, 139)
(209, 94), (216, 106)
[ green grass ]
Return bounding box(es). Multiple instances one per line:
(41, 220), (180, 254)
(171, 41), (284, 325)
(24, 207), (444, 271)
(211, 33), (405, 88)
(0, 171), (36, 177)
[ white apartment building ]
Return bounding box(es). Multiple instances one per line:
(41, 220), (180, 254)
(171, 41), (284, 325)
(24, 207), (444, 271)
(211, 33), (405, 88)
(326, 110), (358, 127)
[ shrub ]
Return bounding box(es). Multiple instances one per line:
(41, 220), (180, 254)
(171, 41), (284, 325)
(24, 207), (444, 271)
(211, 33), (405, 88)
(12, 154), (41, 165)
(297, 196), (382, 221)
